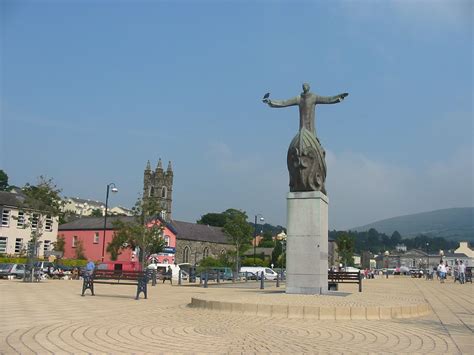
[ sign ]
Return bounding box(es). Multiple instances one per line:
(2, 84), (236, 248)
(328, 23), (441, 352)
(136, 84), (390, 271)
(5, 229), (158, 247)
(163, 247), (176, 254)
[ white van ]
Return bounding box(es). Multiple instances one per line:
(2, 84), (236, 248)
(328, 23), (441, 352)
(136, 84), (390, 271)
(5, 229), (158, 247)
(240, 266), (278, 280)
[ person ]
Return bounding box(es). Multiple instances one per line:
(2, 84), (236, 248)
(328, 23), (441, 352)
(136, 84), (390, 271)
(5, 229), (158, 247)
(437, 262), (447, 283)
(86, 260), (95, 276)
(459, 261), (466, 284)
(163, 265), (173, 285)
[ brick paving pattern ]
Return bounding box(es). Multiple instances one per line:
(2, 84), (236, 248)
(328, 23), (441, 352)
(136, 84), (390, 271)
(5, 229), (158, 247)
(1, 277), (472, 354)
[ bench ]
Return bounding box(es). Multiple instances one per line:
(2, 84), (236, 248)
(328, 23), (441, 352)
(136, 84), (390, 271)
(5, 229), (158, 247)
(328, 271), (362, 292)
(81, 270), (148, 300)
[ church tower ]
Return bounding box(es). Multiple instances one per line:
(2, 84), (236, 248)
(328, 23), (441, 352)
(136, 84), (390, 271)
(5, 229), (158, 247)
(143, 158), (173, 221)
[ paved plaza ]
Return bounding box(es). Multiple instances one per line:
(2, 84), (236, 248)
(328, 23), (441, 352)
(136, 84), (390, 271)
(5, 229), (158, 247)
(1, 277), (472, 354)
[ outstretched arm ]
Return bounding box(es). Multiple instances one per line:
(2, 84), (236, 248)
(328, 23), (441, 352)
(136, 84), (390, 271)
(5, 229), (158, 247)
(263, 96), (299, 108)
(315, 93), (348, 104)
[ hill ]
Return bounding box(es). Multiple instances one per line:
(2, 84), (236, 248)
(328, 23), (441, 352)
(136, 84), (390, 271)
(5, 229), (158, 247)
(352, 207), (474, 241)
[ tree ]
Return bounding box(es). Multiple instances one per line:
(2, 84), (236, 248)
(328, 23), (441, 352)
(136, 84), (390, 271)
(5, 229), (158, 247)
(90, 208), (103, 217)
(222, 209), (253, 274)
(53, 235), (66, 253)
(336, 233), (355, 267)
(0, 170), (9, 191)
(197, 212), (227, 227)
(107, 197), (166, 268)
(22, 176), (63, 216)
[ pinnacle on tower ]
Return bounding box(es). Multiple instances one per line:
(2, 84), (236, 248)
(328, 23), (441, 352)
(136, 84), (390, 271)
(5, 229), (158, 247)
(167, 161), (173, 172)
(145, 160), (151, 171)
(156, 158), (163, 170)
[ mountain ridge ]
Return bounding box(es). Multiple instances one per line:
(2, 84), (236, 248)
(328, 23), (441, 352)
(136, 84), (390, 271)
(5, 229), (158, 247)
(351, 207), (474, 241)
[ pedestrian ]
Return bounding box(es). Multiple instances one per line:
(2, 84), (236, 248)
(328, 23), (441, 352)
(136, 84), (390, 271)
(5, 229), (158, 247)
(459, 261), (466, 284)
(437, 262), (447, 283)
(86, 260), (95, 276)
(163, 265), (173, 284)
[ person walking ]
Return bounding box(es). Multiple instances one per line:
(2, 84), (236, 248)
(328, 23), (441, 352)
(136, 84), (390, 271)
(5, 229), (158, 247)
(459, 261), (466, 284)
(86, 260), (95, 276)
(437, 262), (447, 283)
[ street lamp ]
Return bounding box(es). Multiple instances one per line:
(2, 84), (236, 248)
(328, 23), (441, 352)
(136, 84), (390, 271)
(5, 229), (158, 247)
(101, 183), (118, 262)
(384, 251), (389, 279)
(426, 242), (430, 271)
(253, 214), (264, 266)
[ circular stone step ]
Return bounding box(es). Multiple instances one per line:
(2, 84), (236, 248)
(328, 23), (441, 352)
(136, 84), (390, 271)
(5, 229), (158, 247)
(189, 297), (432, 320)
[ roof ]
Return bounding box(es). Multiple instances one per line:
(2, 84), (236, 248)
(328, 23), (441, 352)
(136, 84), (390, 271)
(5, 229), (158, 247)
(0, 190), (27, 208)
(170, 220), (231, 244)
(59, 217), (231, 244)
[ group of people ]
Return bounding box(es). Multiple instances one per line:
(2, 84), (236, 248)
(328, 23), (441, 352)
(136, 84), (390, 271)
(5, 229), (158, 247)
(436, 260), (467, 284)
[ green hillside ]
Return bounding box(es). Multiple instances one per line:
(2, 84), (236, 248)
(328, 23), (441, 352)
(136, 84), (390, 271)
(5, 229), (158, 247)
(352, 207), (474, 241)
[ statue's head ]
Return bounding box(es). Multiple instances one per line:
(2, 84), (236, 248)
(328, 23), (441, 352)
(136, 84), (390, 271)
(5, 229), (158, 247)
(302, 83), (310, 93)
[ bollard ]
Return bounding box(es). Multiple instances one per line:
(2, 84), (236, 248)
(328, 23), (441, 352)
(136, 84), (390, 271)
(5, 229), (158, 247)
(276, 272), (280, 287)
(200, 272), (203, 286)
(152, 270), (157, 286)
(178, 269), (182, 285)
(204, 271), (208, 288)
(245, 271), (248, 283)
(217, 271), (220, 284)
(260, 271), (264, 289)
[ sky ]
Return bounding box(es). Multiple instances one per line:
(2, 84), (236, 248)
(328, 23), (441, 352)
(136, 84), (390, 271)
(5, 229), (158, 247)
(1, 0), (473, 230)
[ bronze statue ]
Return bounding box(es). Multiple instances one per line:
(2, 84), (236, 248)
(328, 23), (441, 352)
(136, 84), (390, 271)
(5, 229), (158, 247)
(263, 83), (348, 194)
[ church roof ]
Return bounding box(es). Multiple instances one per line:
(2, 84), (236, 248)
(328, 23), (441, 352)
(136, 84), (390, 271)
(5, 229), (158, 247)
(170, 220), (231, 244)
(59, 216), (231, 244)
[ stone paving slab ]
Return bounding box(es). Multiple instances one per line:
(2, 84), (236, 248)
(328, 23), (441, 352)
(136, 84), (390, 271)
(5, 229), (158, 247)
(0, 277), (472, 353)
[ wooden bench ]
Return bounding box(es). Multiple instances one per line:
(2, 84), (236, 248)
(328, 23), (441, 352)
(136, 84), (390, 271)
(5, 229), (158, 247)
(328, 271), (362, 292)
(81, 269), (148, 300)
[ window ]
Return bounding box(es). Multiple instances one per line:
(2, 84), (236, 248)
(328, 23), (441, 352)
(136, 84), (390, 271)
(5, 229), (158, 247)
(183, 246), (190, 263)
(31, 213), (40, 230)
(72, 236), (78, 248)
(149, 186), (155, 197)
(160, 210), (167, 220)
(15, 238), (23, 253)
(45, 215), (53, 232)
(221, 249), (226, 255)
(43, 240), (51, 254)
(0, 237), (7, 253)
(17, 211), (25, 228)
(161, 186), (167, 198)
(93, 232), (100, 244)
(164, 235), (170, 247)
(203, 247), (210, 259)
(1, 209), (10, 227)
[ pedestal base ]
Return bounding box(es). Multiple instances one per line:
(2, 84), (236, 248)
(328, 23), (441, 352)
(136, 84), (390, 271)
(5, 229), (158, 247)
(286, 191), (328, 295)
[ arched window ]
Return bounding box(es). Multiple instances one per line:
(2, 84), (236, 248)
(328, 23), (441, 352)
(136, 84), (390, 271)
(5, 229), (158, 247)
(203, 247), (210, 259)
(161, 186), (167, 198)
(183, 246), (190, 263)
(149, 186), (155, 197)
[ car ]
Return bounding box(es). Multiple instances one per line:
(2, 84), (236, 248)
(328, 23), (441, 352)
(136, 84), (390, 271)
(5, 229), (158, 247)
(341, 266), (361, 273)
(238, 271), (257, 280)
(240, 267), (278, 280)
(0, 263), (15, 278)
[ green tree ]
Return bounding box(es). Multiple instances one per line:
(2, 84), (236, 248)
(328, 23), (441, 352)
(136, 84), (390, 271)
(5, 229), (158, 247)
(74, 239), (86, 260)
(53, 235), (66, 253)
(22, 176), (63, 215)
(0, 170), (9, 191)
(197, 212), (227, 227)
(107, 198), (166, 268)
(223, 209), (253, 274)
(336, 233), (355, 267)
(90, 208), (103, 217)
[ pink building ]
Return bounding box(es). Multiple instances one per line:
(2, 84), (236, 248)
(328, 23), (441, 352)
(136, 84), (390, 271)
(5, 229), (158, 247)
(59, 216), (177, 263)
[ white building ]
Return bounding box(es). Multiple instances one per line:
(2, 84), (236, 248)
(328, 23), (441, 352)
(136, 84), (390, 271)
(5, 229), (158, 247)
(62, 197), (105, 217)
(0, 190), (58, 257)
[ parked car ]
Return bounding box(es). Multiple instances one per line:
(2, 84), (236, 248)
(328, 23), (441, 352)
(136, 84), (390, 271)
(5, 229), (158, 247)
(238, 271), (257, 280)
(240, 267), (278, 280)
(0, 263), (15, 278)
(0, 263), (26, 279)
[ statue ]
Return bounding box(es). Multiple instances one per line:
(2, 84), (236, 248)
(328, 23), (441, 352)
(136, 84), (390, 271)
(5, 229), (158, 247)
(263, 83), (348, 194)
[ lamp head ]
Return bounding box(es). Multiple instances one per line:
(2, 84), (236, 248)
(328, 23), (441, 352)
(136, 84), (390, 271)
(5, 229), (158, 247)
(111, 187), (118, 193)
(259, 217), (265, 222)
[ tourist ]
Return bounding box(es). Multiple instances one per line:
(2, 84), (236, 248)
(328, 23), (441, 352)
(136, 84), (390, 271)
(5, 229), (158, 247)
(85, 260), (95, 276)
(437, 262), (447, 283)
(459, 261), (466, 284)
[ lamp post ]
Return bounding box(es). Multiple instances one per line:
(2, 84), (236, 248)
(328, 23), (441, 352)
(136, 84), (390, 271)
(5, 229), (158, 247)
(426, 242), (430, 271)
(384, 251), (389, 279)
(101, 183), (118, 262)
(253, 214), (264, 266)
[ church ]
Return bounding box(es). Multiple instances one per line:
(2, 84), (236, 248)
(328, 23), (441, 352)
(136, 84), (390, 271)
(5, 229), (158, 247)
(142, 158), (234, 264)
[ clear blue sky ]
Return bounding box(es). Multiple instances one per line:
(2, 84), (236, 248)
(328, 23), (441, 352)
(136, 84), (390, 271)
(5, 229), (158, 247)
(1, 0), (472, 230)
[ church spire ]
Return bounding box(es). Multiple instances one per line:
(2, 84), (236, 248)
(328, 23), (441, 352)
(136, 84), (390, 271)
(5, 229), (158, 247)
(167, 161), (173, 172)
(156, 158), (163, 171)
(145, 160), (151, 171)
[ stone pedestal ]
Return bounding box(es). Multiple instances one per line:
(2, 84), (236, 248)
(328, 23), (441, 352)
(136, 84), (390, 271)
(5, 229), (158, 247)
(286, 191), (328, 294)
